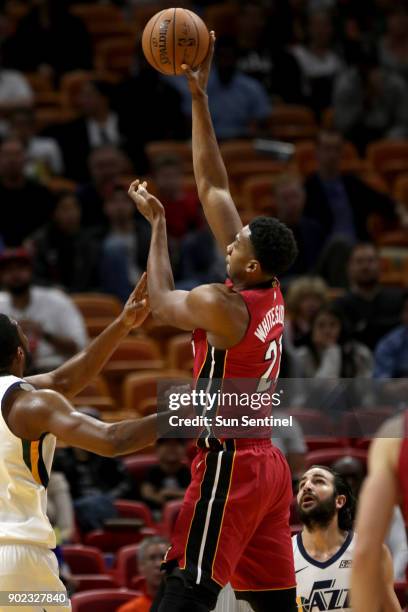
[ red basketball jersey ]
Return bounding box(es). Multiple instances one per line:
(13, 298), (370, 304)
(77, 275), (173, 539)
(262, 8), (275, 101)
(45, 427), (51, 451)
(398, 411), (408, 525)
(192, 279), (284, 442)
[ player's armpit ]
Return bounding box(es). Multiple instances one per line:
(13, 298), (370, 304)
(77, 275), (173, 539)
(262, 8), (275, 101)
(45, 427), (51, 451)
(151, 285), (232, 335)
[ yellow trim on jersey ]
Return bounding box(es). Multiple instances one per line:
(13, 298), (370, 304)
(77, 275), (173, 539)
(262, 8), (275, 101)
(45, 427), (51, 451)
(30, 440), (41, 485)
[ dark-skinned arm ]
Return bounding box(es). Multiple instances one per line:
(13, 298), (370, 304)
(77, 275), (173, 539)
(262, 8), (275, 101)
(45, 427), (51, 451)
(26, 274), (149, 400)
(181, 32), (242, 253)
(128, 180), (233, 336)
(9, 388), (183, 457)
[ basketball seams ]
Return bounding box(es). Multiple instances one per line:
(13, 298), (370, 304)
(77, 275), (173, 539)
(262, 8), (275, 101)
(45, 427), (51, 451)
(148, 9), (168, 74)
(188, 9), (200, 69)
(173, 7), (177, 75)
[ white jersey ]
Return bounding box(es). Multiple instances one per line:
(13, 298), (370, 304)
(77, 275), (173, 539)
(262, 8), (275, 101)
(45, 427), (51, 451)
(0, 375), (56, 548)
(293, 531), (355, 612)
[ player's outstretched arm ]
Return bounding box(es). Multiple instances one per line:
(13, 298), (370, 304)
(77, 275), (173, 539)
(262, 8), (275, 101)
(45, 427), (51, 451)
(182, 31), (243, 253)
(351, 433), (400, 612)
(128, 181), (240, 341)
(26, 273), (149, 399)
(9, 388), (176, 457)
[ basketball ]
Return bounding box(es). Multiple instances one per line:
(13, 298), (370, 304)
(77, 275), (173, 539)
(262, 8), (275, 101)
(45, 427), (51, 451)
(141, 8), (210, 76)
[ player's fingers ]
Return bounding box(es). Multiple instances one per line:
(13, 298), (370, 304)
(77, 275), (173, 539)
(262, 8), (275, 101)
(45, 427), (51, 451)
(181, 64), (194, 78)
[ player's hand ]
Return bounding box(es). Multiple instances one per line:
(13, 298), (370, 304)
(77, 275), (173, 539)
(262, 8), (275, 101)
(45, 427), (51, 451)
(120, 272), (150, 329)
(128, 179), (165, 224)
(181, 30), (215, 96)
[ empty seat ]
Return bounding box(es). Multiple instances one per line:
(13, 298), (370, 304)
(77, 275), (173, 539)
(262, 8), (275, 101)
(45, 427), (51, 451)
(62, 545), (106, 575)
(161, 500), (183, 538)
(341, 409), (395, 438)
(166, 334), (194, 371)
(123, 370), (190, 413)
(115, 544), (140, 588)
(290, 409), (334, 436)
(268, 105), (318, 141)
(72, 376), (114, 412)
(304, 447), (368, 470)
(123, 454), (158, 485)
(367, 140), (408, 184)
(114, 500), (154, 528)
(71, 588), (141, 612)
(74, 574), (118, 592)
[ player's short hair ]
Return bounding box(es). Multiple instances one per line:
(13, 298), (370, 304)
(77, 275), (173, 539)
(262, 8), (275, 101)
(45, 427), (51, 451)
(0, 314), (21, 372)
(310, 465), (356, 531)
(138, 536), (169, 564)
(249, 216), (298, 276)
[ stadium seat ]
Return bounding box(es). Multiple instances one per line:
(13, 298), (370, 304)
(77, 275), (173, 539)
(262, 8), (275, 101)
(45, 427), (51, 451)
(71, 588), (141, 612)
(123, 370), (189, 413)
(74, 574), (119, 592)
(61, 545), (106, 575)
(304, 448), (368, 470)
(220, 140), (270, 166)
(123, 454), (158, 485)
(72, 293), (122, 319)
(367, 140), (408, 184)
(359, 171), (389, 194)
(305, 437), (349, 452)
(340, 409), (395, 438)
(103, 337), (163, 375)
(394, 581), (407, 608)
(137, 398), (158, 417)
(166, 334), (194, 371)
(161, 500), (183, 538)
(290, 409), (334, 436)
(240, 174), (277, 216)
(35, 108), (77, 132)
(95, 38), (135, 76)
(45, 177), (77, 193)
(294, 140), (359, 176)
(71, 376), (114, 412)
(228, 160), (288, 187)
(60, 70), (119, 110)
(115, 544), (140, 588)
(114, 500), (155, 528)
(84, 528), (157, 552)
(268, 105), (318, 141)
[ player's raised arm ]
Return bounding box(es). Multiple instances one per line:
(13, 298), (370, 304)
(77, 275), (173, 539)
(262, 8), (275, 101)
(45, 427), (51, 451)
(351, 428), (401, 612)
(26, 273), (149, 399)
(182, 32), (243, 253)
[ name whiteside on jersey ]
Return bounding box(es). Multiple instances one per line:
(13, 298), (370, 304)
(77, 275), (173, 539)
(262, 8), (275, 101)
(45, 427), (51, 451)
(254, 305), (285, 343)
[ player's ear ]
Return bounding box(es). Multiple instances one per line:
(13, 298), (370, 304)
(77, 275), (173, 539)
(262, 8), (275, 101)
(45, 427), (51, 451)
(336, 494), (347, 510)
(246, 259), (259, 273)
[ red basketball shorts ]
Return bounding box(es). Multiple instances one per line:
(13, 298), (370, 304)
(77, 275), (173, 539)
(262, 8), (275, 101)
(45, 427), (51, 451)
(164, 439), (296, 595)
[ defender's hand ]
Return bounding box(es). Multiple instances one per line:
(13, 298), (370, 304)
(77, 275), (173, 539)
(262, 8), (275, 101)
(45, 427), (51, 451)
(120, 272), (150, 329)
(128, 179), (165, 224)
(181, 30), (215, 97)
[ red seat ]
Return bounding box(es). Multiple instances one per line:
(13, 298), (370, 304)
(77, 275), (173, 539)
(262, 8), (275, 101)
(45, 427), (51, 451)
(62, 545), (106, 575)
(305, 448), (368, 470)
(351, 437), (372, 451)
(84, 528), (158, 552)
(115, 544), (140, 588)
(341, 409), (395, 437)
(161, 500), (183, 538)
(71, 588), (141, 612)
(394, 581), (407, 608)
(123, 454), (158, 485)
(290, 410), (334, 436)
(74, 574), (119, 592)
(305, 437), (349, 451)
(114, 500), (155, 528)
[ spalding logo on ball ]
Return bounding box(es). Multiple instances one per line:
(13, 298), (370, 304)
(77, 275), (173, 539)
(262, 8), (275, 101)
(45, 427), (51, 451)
(142, 8), (210, 75)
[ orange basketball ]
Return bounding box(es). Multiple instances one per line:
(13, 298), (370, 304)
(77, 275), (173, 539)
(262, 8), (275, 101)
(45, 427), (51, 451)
(141, 8), (210, 76)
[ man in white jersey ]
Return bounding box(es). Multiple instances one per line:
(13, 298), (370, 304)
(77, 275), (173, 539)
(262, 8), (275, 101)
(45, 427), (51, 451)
(294, 466), (400, 612)
(0, 273), (181, 611)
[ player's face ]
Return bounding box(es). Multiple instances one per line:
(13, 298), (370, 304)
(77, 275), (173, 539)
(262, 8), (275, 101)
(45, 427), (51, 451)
(226, 226), (257, 282)
(297, 468), (336, 515)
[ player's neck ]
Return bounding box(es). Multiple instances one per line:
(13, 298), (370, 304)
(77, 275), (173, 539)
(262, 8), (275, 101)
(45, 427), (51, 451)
(11, 290), (30, 310)
(302, 519), (348, 560)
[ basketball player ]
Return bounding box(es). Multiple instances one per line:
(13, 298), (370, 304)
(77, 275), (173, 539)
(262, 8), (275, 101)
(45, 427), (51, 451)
(351, 414), (408, 612)
(0, 274), (180, 611)
(295, 466), (400, 612)
(127, 31), (299, 612)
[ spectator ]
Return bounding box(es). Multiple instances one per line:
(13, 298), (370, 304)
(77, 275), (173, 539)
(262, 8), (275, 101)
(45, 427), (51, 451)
(29, 191), (100, 292)
(9, 107), (64, 178)
(295, 303), (373, 378)
(152, 155), (202, 241)
(57, 80), (125, 182)
(0, 45), (33, 136)
(165, 36), (271, 139)
(331, 456), (365, 497)
(379, 7), (408, 84)
(0, 248), (88, 372)
(115, 47), (187, 174)
(76, 145), (132, 228)
(6, 0), (92, 79)
(285, 275), (329, 349)
(116, 536), (169, 612)
(304, 129), (395, 242)
(234, 0), (303, 102)
(54, 411), (134, 533)
(335, 243), (404, 350)
(0, 137), (55, 247)
(291, 10), (343, 116)
(97, 185), (150, 302)
(47, 470), (75, 545)
(140, 439), (190, 518)
(273, 174), (325, 280)
(374, 290), (408, 378)
(333, 49), (408, 151)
